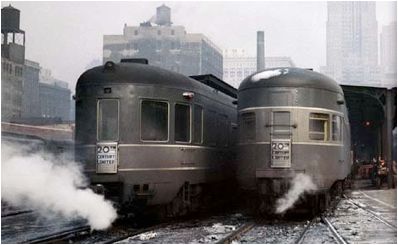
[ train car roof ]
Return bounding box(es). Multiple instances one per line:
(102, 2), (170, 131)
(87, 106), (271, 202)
(239, 67), (343, 94)
(77, 61), (236, 98)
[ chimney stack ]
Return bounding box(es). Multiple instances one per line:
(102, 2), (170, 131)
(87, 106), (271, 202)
(257, 31), (265, 71)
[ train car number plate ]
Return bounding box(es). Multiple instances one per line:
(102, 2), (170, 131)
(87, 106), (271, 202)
(96, 142), (118, 173)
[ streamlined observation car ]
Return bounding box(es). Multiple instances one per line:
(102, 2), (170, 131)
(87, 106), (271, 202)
(75, 59), (237, 215)
(237, 67), (352, 212)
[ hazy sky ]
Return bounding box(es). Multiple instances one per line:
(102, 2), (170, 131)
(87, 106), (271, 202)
(2, 1), (396, 91)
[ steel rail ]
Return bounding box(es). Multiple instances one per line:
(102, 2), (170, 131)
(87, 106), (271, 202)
(295, 219), (315, 244)
(22, 225), (91, 244)
(1, 210), (32, 218)
(216, 222), (256, 244)
(321, 216), (347, 244)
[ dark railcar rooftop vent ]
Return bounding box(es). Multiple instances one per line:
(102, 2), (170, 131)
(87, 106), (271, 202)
(190, 74), (237, 99)
(103, 61), (116, 71)
(120, 58), (148, 64)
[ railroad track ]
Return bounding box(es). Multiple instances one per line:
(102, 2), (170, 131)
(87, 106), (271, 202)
(321, 215), (347, 244)
(296, 194), (345, 244)
(345, 196), (396, 230)
(1, 210), (32, 218)
(21, 225), (91, 244)
(295, 219), (315, 244)
(216, 222), (256, 244)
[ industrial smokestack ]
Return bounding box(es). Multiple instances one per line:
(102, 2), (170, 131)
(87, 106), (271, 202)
(257, 31), (265, 71)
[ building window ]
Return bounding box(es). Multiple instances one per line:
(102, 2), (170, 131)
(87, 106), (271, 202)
(240, 112), (256, 142)
(97, 99), (119, 141)
(175, 104), (190, 142)
(237, 70), (242, 78)
(134, 30), (138, 35)
(157, 30), (161, 35)
(171, 30), (175, 35)
(193, 105), (203, 144)
(309, 113), (330, 141)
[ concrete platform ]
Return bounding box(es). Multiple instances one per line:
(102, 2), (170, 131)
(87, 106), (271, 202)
(339, 184), (397, 243)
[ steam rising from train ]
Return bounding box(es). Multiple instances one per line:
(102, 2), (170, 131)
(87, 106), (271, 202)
(275, 173), (317, 213)
(1, 142), (117, 230)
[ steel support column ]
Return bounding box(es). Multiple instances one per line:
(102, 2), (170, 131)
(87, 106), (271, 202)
(384, 89), (393, 188)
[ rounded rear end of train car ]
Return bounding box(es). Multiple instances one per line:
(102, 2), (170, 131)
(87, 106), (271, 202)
(74, 60), (237, 217)
(237, 67), (352, 213)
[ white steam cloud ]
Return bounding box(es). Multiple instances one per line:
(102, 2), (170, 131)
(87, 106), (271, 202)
(1, 142), (117, 230)
(275, 173), (317, 214)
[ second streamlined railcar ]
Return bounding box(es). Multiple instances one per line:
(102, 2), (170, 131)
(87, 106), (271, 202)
(237, 67), (352, 213)
(75, 59), (237, 216)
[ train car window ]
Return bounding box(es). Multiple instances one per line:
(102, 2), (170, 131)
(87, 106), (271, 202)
(309, 113), (330, 141)
(217, 114), (229, 146)
(193, 105), (203, 144)
(175, 104), (191, 142)
(207, 110), (217, 146)
(332, 115), (342, 142)
(240, 112), (256, 142)
(141, 101), (168, 141)
(97, 99), (119, 141)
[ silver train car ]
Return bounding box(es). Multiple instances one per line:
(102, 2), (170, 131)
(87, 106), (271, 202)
(75, 59), (237, 216)
(236, 67), (352, 212)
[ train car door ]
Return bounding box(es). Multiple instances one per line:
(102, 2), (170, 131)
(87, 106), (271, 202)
(96, 99), (119, 174)
(270, 111), (292, 168)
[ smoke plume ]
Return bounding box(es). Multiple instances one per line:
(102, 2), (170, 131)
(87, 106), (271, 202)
(1, 142), (117, 230)
(275, 173), (317, 214)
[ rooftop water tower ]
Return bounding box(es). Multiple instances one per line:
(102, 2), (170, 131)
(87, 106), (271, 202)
(155, 4), (172, 26)
(1, 5), (25, 63)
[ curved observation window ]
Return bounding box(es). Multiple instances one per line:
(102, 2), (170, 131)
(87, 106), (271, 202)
(175, 104), (191, 142)
(240, 112), (256, 142)
(193, 105), (203, 144)
(141, 100), (169, 141)
(332, 115), (342, 142)
(309, 113), (330, 141)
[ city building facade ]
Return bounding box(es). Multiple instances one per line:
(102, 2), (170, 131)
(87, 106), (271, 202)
(22, 59), (41, 118)
(321, 2), (380, 86)
(1, 5), (25, 121)
(39, 69), (71, 121)
(223, 49), (295, 88)
(103, 4), (223, 78)
(380, 22), (397, 88)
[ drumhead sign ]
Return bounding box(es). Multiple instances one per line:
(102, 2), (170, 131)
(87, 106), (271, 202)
(96, 142), (118, 173)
